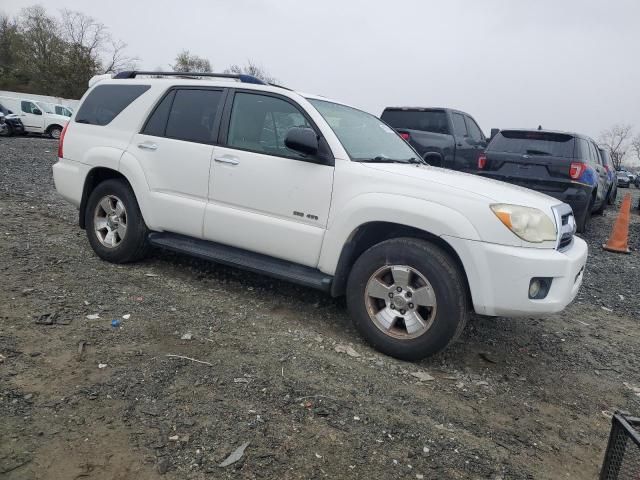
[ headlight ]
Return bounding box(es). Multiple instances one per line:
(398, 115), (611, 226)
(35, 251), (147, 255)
(490, 204), (556, 243)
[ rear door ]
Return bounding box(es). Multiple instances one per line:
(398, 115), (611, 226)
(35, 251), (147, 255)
(204, 90), (334, 267)
(450, 112), (476, 171)
(20, 100), (45, 131)
(588, 140), (608, 205)
(129, 87), (225, 238)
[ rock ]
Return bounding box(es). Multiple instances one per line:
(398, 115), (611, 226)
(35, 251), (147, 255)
(98, 363), (107, 369)
(86, 313), (100, 320)
(219, 441), (250, 467)
(334, 344), (360, 358)
(181, 333), (193, 340)
(157, 457), (170, 474)
(122, 314), (131, 320)
(411, 371), (435, 382)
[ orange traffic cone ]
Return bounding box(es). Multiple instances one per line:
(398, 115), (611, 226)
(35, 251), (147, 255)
(602, 193), (632, 253)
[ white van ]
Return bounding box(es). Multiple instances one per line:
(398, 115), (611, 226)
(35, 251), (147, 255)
(36, 101), (73, 118)
(0, 96), (69, 139)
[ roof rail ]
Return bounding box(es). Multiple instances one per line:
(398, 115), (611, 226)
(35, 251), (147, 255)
(112, 71), (267, 85)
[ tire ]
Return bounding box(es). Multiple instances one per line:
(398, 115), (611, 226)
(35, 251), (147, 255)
(608, 185), (617, 205)
(48, 125), (62, 139)
(346, 237), (469, 361)
(0, 123), (12, 137)
(85, 179), (149, 263)
(576, 196), (594, 233)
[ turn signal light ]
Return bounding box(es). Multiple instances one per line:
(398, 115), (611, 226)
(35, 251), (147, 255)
(58, 122), (69, 158)
(399, 132), (410, 141)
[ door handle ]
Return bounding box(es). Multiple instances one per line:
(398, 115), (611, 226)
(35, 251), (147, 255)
(214, 157), (239, 165)
(137, 142), (157, 151)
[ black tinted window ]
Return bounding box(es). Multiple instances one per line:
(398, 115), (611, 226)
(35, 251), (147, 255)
(21, 101), (38, 114)
(227, 92), (311, 159)
(165, 89), (223, 144)
(598, 148), (612, 167)
(488, 131), (575, 158)
(76, 84), (149, 126)
(142, 90), (175, 137)
(465, 116), (484, 141)
(451, 113), (467, 137)
(381, 109), (450, 135)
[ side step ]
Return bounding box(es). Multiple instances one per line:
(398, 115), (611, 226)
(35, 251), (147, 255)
(148, 232), (333, 292)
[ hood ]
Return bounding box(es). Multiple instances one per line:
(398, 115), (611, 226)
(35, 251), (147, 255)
(361, 163), (561, 211)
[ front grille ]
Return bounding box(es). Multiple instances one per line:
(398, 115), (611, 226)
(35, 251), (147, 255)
(552, 204), (575, 251)
(600, 412), (640, 479)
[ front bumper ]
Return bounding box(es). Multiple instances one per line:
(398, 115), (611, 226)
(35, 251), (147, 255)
(444, 235), (588, 317)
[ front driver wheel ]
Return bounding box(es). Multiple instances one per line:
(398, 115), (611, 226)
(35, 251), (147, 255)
(346, 238), (469, 361)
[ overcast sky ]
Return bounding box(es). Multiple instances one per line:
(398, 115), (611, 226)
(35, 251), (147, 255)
(3, 0), (640, 147)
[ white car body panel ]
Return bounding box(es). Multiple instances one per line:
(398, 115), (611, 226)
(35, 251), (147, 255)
(53, 76), (588, 318)
(0, 96), (68, 134)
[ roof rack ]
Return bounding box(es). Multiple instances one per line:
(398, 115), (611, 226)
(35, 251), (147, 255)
(112, 71), (267, 85)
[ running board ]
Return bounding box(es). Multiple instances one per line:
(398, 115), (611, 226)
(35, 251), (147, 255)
(148, 232), (333, 292)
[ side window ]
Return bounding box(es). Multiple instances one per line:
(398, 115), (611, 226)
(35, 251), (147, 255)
(76, 84), (150, 126)
(164, 89), (223, 144)
(588, 141), (597, 165)
(227, 92), (311, 159)
(142, 90), (175, 137)
(21, 101), (37, 114)
(451, 113), (468, 137)
(465, 116), (484, 141)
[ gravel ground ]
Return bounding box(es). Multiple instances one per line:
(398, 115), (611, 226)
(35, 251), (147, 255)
(1, 136), (639, 480)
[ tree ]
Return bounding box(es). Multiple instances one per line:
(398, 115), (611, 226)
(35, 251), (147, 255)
(631, 135), (640, 164)
(225, 60), (276, 84)
(171, 50), (211, 73)
(599, 124), (632, 170)
(0, 6), (137, 98)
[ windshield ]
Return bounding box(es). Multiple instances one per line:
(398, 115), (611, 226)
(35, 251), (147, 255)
(36, 102), (54, 114)
(308, 99), (420, 162)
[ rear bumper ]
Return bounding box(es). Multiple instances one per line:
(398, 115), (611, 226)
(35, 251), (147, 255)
(444, 235), (588, 317)
(52, 157), (89, 208)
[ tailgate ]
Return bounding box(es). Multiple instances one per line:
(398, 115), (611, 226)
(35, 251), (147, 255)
(481, 152), (574, 192)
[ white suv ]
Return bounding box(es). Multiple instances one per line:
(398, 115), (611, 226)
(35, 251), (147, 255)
(53, 71), (588, 360)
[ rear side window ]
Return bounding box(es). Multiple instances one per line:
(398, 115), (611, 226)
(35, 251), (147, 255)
(381, 109), (450, 135)
(164, 89), (223, 144)
(465, 116), (484, 141)
(76, 84), (150, 126)
(488, 131), (575, 158)
(142, 91), (175, 137)
(451, 113), (467, 137)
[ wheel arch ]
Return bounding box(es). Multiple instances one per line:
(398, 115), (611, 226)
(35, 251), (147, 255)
(79, 167), (132, 229)
(46, 123), (64, 134)
(330, 221), (471, 304)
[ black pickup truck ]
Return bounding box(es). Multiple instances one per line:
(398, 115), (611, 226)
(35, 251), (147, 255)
(380, 107), (487, 172)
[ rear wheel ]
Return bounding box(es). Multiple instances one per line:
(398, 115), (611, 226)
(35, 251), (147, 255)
(48, 125), (62, 139)
(577, 196), (594, 233)
(346, 238), (469, 361)
(85, 179), (149, 263)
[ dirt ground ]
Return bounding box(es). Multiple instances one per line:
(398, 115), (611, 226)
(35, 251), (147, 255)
(1, 136), (639, 480)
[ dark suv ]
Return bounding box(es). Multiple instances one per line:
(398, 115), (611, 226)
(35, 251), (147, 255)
(479, 129), (608, 232)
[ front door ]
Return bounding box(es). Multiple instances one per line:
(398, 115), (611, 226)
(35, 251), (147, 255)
(451, 112), (476, 172)
(205, 90), (334, 267)
(20, 100), (45, 131)
(128, 87), (225, 238)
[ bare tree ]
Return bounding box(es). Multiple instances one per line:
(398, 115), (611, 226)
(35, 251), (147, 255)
(599, 124), (632, 170)
(631, 134), (640, 164)
(225, 60), (276, 84)
(171, 50), (211, 73)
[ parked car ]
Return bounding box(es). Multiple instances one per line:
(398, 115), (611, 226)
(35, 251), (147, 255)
(478, 129), (608, 233)
(598, 147), (617, 204)
(36, 101), (73, 118)
(617, 171), (631, 188)
(380, 107), (487, 171)
(0, 96), (68, 139)
(0, 102), (25, 137)
(53, 71), (587, 361)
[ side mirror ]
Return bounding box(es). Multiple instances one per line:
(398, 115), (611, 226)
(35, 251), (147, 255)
(285, 127), (319, 156)
(33, 108), (42, 115)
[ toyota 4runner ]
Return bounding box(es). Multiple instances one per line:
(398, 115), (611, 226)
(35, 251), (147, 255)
(53, 71), (588, 360)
